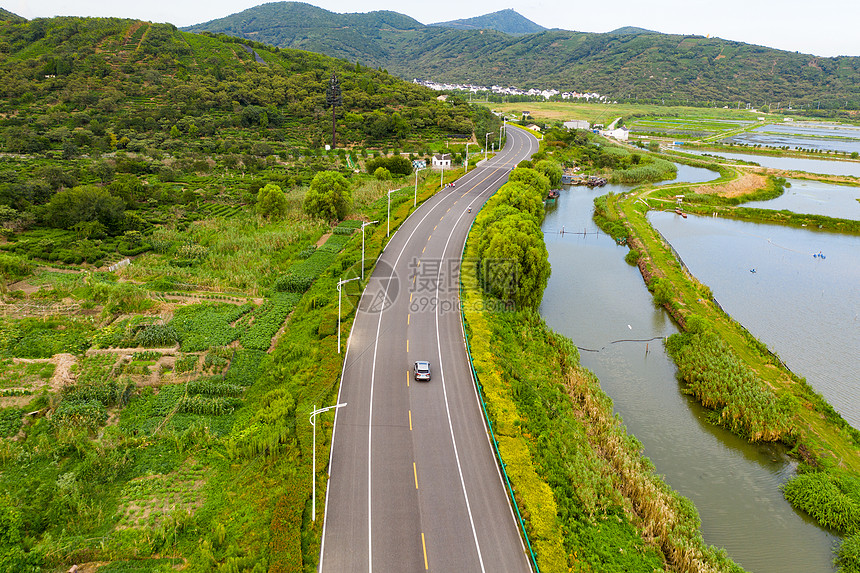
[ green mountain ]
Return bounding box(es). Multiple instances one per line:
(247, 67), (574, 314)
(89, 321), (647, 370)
(185, 2), (860, 107)
(429, 9), (546, 35)
(0, 7), (26, 22)
(0, 15), (484, 159)
(185, 2), (425, 64)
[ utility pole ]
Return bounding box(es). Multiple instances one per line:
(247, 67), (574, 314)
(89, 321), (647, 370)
(325, 73), (342, 148)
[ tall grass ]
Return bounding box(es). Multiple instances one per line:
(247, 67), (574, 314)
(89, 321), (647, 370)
(665, 323), (796, 442)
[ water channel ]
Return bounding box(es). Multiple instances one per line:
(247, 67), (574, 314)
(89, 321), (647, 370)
(726, 123), (860, 154)
(676, 148), (860, 178)
(539, 167), (839, 572)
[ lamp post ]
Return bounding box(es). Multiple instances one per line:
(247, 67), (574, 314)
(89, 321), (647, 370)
(440, 163), (444, 189)
(310, 402), (347, 521)
(360, 220), (378, 280)
(337, 276), (360, 353)
(386, 189), (399, 237)
(485, 132), (492, 159)
(413, 167), (428, 208)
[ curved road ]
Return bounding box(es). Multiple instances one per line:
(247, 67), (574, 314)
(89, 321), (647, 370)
(320, 126), (540, 572)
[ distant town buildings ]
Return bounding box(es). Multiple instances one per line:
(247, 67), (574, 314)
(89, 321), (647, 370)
(413, 79), (609, 102)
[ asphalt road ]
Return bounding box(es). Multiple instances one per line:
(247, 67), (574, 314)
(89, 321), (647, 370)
(320, 126), (540, 573)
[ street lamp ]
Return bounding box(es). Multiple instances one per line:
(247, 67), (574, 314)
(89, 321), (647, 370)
(485, 132), (492, 159)
(386, 189), (399, 237)
(500, 118), (506, 148)
(310, 402), (347, 521)
(360, 220), (378, 280)
(337, 276), (360, 353)
(413, 166), (428, 208)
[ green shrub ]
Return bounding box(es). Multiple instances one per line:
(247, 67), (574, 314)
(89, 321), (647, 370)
(782, 472), (860, 534)
(837, 533), (860, 573)
(134, 323), (179, 347)
(0, 408), (24, 437)
(52, 399), (108, 432)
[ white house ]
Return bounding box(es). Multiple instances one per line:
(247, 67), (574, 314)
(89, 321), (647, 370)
(564, 120), (590, 130)
(600, 127), (630, 141)
(432, 153), (452, 169)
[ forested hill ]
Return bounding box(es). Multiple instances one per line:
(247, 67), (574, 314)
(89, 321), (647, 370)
(0, 8), (25, 22)
(429, 9), (546, 35)
(0, 16), (486, 155)
(186, 2), (860, 108)
(184, 2), (425, 64)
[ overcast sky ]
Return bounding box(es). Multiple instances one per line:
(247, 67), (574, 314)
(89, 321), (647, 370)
(8, 0), (859, 57)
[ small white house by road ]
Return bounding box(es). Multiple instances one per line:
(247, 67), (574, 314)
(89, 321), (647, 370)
(432, 153), (452, 169)
(600, 127), (630, 141)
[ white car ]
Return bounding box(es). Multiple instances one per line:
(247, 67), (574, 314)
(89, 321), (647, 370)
(413, 361), (431, 382)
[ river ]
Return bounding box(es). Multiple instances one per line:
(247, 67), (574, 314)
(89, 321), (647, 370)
(540, 169), (839, 571)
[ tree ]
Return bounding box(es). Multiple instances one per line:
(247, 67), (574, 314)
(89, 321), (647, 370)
(491, 182), (544, 222)
(508, 167), (550, 198)
(41, 186), (126, 233)
(374, 167), (391, 181)
(303, 171), (352, 221)
(533, 160), (563, 188)
(256, 183), (288, 220)
(478, 212), (550, 311)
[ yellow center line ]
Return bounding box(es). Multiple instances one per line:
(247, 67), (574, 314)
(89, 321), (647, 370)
(409, 410), (413, 431)
(407, 314), (410, 325)
(406, 369), (410, 387)
(434, 225), (438, 230)
(410, 292), (413, 302)
(422, 533), (429, 570)
(428, 234), (432, 242)
(422, 246), (426, 253)
(407, 339), (409, 353)
(413, 462), (419, 489)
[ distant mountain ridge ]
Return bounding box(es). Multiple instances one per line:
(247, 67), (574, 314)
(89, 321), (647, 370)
(608, 26), (656, 35)
(185, 2), (860, 107)
(430, 9), (545, 35)
(0, 7), (26, 22)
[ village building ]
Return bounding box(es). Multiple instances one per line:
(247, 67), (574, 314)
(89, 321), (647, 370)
(432, 153), (452, 169)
